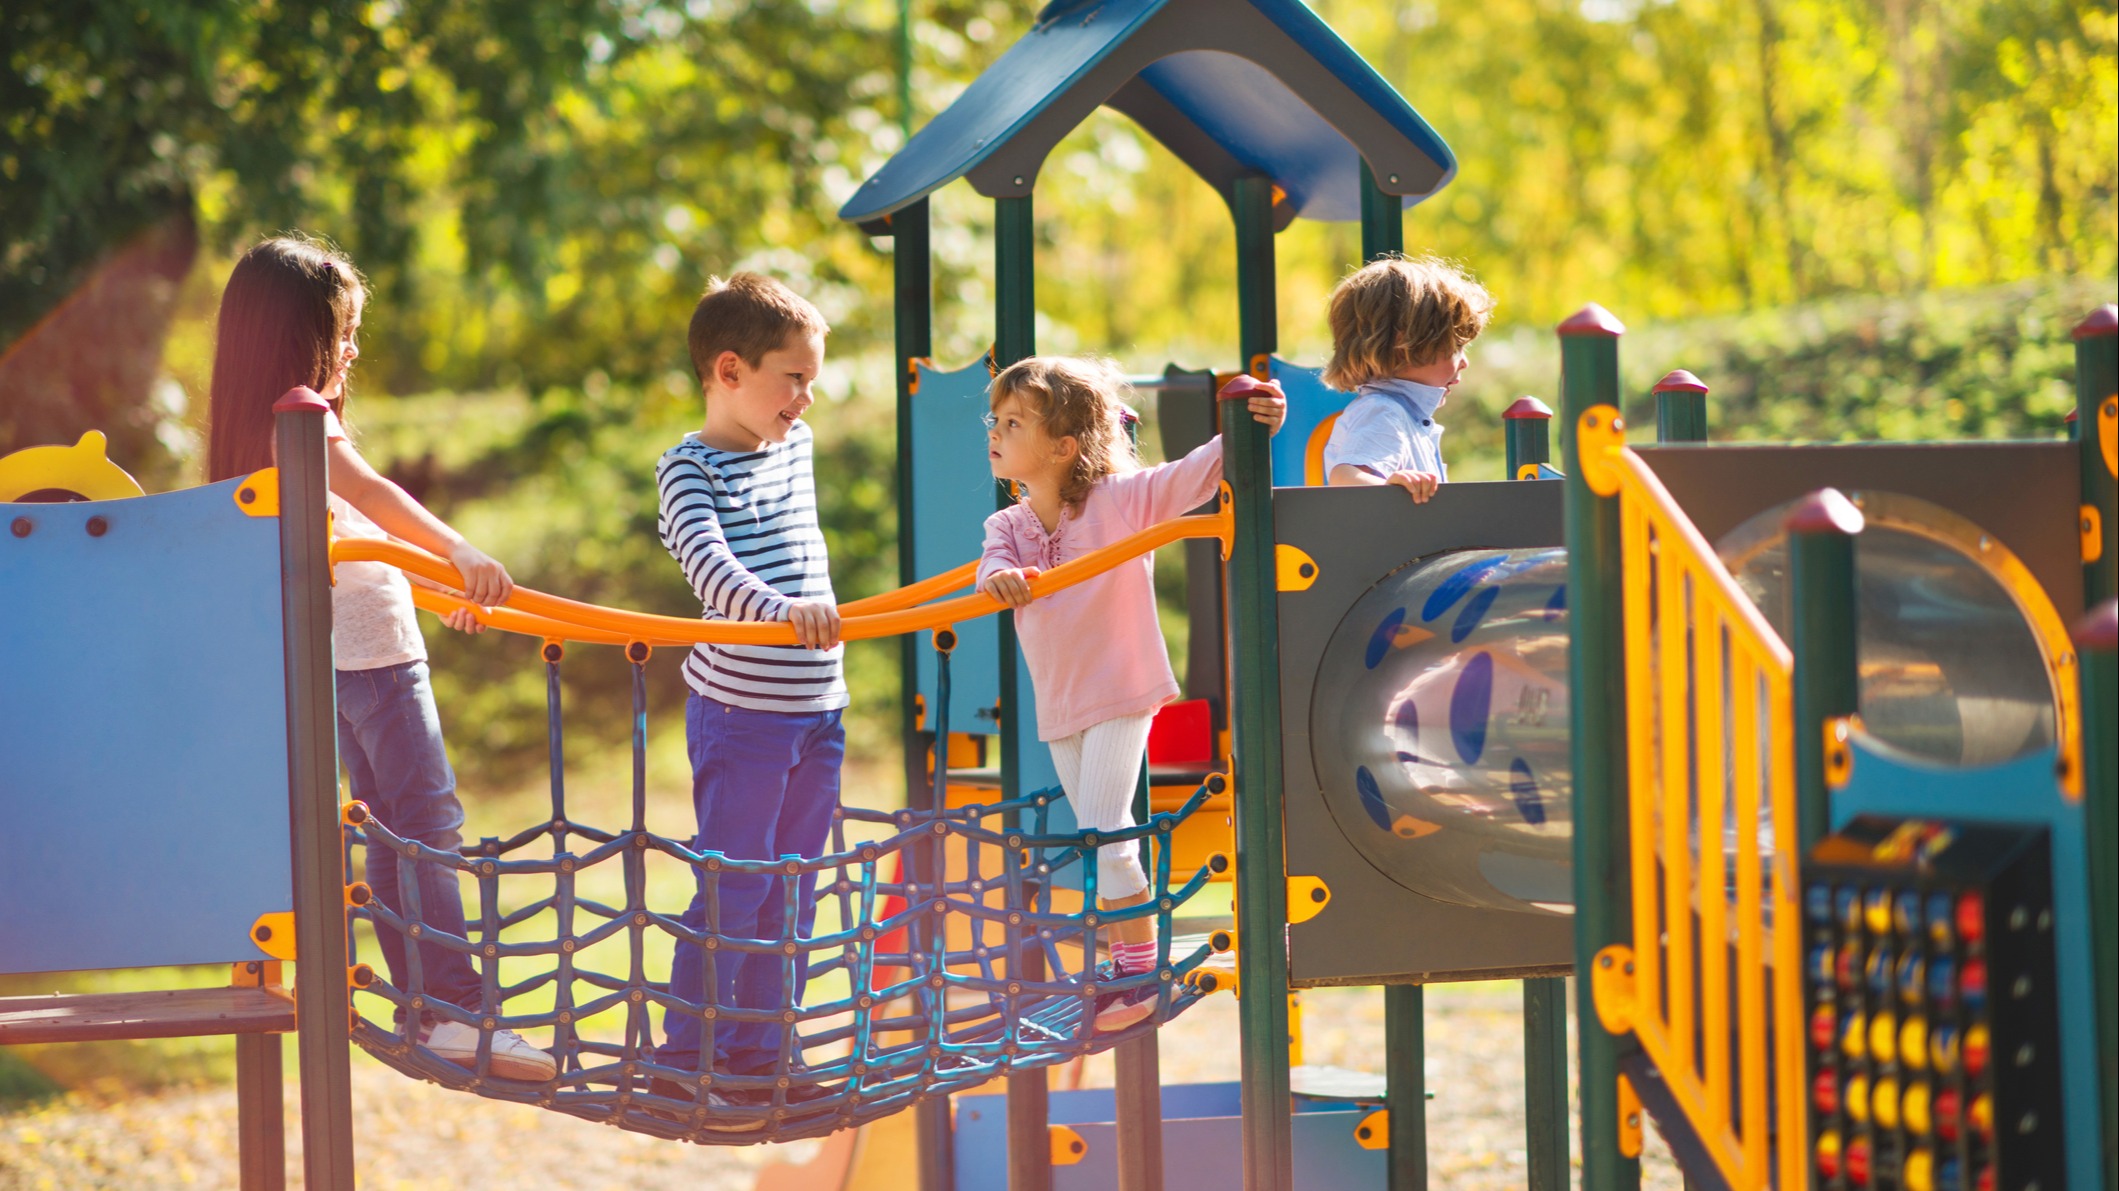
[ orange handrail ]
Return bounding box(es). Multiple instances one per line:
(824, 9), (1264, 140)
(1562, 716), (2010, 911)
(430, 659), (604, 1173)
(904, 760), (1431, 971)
(1583, 428), (1808, 1191)
(334, 500), (1231, 647)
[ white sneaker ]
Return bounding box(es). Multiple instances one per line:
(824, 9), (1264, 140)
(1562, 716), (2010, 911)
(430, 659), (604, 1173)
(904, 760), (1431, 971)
(420, 1019), (558, 1082)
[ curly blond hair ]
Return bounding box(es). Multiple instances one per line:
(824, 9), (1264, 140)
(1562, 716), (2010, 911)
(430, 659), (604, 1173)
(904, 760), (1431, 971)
(1323, 255), (1493, 391)
(989, 356), (1141, 510)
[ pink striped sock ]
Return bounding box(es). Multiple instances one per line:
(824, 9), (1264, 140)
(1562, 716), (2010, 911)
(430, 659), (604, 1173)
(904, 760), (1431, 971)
(1112, 939), (1159, 975)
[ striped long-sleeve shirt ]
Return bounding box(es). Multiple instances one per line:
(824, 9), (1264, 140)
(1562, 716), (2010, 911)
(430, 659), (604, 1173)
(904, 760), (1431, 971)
(655, 424), (848, 712)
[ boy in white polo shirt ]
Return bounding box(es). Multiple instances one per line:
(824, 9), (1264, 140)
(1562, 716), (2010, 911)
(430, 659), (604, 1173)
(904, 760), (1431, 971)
(1321, 255), (1494, 501)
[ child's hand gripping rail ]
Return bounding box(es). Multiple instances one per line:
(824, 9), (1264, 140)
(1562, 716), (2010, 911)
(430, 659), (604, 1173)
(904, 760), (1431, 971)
(331, 502), (1233, 647)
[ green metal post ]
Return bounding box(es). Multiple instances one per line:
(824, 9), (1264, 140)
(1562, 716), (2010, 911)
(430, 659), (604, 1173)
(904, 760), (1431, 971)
(1653, 370), (1709, 444)
(1360, 155), (1429, 1191)
(2075, 300), (2118, 1190)
(992, 192), (1051, 1191)
(1383, 983), (1427, 1189)
(1228, 173), (1293, 1191)
(1559, 303), (1640, 1191)
(1503, 397), (1554, 480)
(890, 199), (954, 1191)
(897, 0), (914, 139)
(2077, 602), (2117, 1191)
(1523, 977), (1570, 1191)
(274, 388), (356, 1191)
(2075, 305), (2116, 607)
(1785, 489), (1863, 852)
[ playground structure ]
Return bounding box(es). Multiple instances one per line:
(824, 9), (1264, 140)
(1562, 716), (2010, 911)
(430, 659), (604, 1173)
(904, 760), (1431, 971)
(2, 0), (2115, 1189)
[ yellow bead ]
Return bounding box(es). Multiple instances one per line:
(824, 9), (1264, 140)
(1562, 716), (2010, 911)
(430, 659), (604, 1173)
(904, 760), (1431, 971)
(1904, 1147), (1934, 1191)
(1970, 1091), (1993, 1137)
(1870, 1011), (1897, 1064)
(1843, 1012), (1867, 1059)
(1873, 1076), (1901, 1129)
(1900, 1016), (1928, 1071)
(1847, 1074), (1871, 1123)
(1864, 889), (1891, 934)
(1903, 1081), (1932, 1135)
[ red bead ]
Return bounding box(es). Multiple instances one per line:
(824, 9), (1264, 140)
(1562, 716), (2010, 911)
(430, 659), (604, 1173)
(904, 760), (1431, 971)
(1847, 1136), (1873, 1186)
(1956, 892), (1985, 944)
(1812, 1005), (1838, 1049)
(1813, 1071), (1840, 1114)
(1935, 1089), (1962, 1141)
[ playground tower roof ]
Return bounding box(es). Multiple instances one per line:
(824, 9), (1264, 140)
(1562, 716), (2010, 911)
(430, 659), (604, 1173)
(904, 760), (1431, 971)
(838, 0), (1456, 230)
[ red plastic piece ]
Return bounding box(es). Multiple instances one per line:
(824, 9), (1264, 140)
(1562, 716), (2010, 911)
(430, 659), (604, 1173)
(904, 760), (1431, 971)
(1557, 304), (1625, 338)
(1846, 1136), (1873, 1186)
(1652, 369), (1709, 393)
(272, 385), (329, 413)
(1812, 1005), (1837, 1049)
(1963, 1021), (1989, 1079)
(1217, 373), (1273, 401)
(2066, 408), (2079, 423)
(2073, 600), (2118, 652)
(2073, 303), (2118, 339)
(1976, 1165), (1994, 1191)
(1147, 698), (1214, 766)
(1502, 396), (1554, 420)
(1782, 488), (1865, 536)
(1935, 1089), (1962, 1141)
(1813, 1070), (1840, 1113)
(1956, 892), (1985, 944)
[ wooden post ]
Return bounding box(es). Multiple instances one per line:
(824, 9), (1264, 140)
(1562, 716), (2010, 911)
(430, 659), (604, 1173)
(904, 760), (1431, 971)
(274, 387), (355, 1191)
(1559, 303), (1641, 1191)
(1652, 370), (1709, 444)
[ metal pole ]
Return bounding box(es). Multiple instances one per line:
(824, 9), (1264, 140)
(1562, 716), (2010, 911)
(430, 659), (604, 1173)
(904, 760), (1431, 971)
(1359, 159), (1404, 260)
(1652, 370), (1709, 444)
(897, 0), (914, 139)
(235, 1031), (285, 1191)
(274, 387), (355, 1191)
(1503, 398), (1554, 480)
(1228, 172), (1293, 1191)
(1785, 488), (1863, 852)
(2076, 602), (2118, 1191)
(1383, 983), (1427, 1190)
(1114, 1033), (1165, 1191)
(2075, 305), (2116, 607)
(1559, 304), (1641, 1191)
(1522, 977), (1569, 1191)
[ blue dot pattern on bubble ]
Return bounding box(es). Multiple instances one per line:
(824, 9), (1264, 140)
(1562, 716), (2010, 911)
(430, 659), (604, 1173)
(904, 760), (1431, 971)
(1544, 585), (1566, 620)
(1355, 765), (1391, 831)
(1421, 557), (1505, 622)
(1449, 651), (1494, 764)
(1509, 757), (1546, 824)
(1365, 607), (1407, 670)
(1451, 586), (1500, 643)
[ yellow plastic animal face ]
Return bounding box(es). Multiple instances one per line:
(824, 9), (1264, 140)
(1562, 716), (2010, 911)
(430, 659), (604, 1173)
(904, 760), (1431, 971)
(0, 431), (145, 503)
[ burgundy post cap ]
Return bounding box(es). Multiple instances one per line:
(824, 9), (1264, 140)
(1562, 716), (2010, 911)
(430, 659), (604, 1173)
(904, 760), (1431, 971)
(2072, 599), (2117, 652)
(2073, 303), (2118, 340)
(1217, 373), (1274, 401)
(1557, 303), (1625, 338)
(273, 386), (330, 413)
(1782, 488), (1865, 536)
(1653, 370), (1708, 394)
(2066, 409), (2079, 423)
(1502, 396), (1554, 420)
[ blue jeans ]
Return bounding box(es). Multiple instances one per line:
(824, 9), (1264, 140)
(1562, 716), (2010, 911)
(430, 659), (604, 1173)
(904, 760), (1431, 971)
(338, 661), (482, 1016)
(661, 695), (845, 1074)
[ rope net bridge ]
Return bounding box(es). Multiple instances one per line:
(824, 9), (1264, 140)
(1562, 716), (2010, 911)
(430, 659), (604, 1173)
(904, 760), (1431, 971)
(332, 509), (1235, 1145)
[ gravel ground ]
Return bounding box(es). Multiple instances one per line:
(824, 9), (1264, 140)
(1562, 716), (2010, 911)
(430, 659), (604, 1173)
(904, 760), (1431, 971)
(1, 981), (1686, 1190)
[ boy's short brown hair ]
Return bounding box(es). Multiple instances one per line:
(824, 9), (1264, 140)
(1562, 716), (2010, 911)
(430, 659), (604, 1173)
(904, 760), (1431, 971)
(687, 272), (829, 382)
(1322, 255), (1493, 391)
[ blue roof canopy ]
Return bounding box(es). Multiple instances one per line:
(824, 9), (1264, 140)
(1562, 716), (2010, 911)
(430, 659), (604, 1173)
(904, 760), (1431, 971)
(840, 0), (1456, 229)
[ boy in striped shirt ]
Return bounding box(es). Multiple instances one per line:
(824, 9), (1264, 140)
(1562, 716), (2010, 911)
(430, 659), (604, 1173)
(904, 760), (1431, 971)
(653, 273), (845, 1104)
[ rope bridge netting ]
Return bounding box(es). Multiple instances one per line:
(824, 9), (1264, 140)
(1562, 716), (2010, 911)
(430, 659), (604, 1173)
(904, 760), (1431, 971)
(332, 510), (1235, 1145)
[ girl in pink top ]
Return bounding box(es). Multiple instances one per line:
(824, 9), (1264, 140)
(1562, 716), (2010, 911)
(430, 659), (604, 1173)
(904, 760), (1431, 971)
(975, 356), (1283, 1030)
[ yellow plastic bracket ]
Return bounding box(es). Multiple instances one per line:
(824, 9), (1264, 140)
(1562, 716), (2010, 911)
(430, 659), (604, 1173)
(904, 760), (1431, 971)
(1516, 462), (1543, 480)
(2100, 393), (2116, 478)
(1186, 956), (1239, 997)
(1616, 1073), (1644, 1159)
(234, 468), (279, 517)
(1824, 715), (1857, 790)
(229, 960), (285, 991)
(1050, 1124), (1087, 1165)
(0, 430), (145, 502)
(1249, 353), (1270, 380)
(2084, 505), (2104, 564)
(1276, 544), (1319, 592)
(250, 912), (296, 961)
(1286, 875), (1331, 923)
(1575, 405), (1627, 497)
(1590, 944), (1638, 1036)
(348, 963), (375, 992)
(1354, 1108), (1389, 1150)
(1303, 413), (1341, 486)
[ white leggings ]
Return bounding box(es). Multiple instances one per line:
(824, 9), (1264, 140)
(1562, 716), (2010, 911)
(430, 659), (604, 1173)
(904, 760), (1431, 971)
(1047, 711), (1155, 901)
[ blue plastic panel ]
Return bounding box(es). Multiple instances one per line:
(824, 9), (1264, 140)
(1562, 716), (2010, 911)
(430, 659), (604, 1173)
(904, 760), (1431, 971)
(0, 479), (293, 973)
(1832, 740), (2098, 1190)
(1268, 358), (1357, 488)
(907, 360), (1061, 799)
(954, 1081), (1384, 1190)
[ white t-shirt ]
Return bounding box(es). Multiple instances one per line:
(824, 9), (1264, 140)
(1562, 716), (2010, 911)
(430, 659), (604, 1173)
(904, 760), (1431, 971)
(323, 409), (427, 672)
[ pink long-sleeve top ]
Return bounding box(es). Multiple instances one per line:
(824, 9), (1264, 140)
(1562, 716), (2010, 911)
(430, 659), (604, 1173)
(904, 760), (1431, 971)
(978, 437), (1225, 742)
